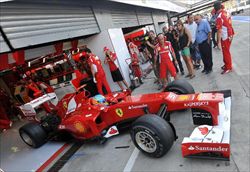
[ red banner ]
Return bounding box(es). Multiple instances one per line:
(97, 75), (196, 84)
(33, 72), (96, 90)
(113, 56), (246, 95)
(71, 40), (78, 51)
(13, 50), (25, 65)
(0, 54), (9, 71)
(54, 42), (63, 55)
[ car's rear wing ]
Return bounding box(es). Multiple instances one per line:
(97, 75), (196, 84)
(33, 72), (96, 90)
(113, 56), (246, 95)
(182, 90), (232, 160)
(19, 93), (58, 120)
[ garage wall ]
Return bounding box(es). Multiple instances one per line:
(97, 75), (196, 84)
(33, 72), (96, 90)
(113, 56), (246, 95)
(83, 31), (122, 92)
(0, 0), (100, 51)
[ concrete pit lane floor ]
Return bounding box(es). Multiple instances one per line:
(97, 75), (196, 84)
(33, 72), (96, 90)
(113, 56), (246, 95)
(58, 20), (249, 172)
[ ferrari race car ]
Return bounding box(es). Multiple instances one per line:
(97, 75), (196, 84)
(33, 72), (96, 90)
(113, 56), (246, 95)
(19, 80), (232, 160)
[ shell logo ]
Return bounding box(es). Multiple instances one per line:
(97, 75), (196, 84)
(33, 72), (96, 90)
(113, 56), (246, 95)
(177, 95), (189, 101)
(63, 101), (68, 109)
(74, 121), (85, 133)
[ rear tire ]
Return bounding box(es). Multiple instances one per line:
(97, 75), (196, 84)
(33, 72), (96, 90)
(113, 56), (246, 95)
(165, 79), (195, 94)
(19, 123), (48, 148)
(130, 114), (175, 158)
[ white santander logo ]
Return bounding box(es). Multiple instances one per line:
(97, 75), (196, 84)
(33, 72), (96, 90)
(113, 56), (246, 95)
(188, 145), (228, 152)
(188, 146), (195, 150)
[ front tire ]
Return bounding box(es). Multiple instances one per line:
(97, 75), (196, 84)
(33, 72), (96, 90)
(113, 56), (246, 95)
(165, 79), (195, 94)
(130, 115), (175, 158)
(19, 123), (48, 148)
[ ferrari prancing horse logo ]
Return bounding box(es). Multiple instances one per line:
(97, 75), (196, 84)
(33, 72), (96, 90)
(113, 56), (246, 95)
(115, 108), (123, 117)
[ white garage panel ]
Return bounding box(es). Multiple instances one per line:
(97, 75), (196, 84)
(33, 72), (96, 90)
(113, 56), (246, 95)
(137, 12), (153, 25)
(0, 1), (100, 52)
(111, 10), (138, 28)
(108, 28), (131, 87)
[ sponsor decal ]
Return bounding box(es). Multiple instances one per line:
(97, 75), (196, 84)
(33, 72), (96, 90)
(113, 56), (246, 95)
(188, 145), (228, 152)
(58, 125), (66, 129)
(167, 92), (177, 100)
(104, 126), (119, 138)
(198, 127), (209, 135)
(63, 101), (68, 109)
(115, 108), (123, 117)
(74, 121), (85, 133)
(177, 95), (190, 101)
(184, 101), (209, 107)
(128, 104), (147, 110)
(85, 114), (92, 117)
(197, 93), (208, 100)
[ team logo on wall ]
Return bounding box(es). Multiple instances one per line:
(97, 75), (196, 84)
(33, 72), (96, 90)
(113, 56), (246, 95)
(115, 108), (123, 117)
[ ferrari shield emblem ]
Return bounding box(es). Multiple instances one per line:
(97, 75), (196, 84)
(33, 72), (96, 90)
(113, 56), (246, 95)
(115, 108), (123, 117)
(63, 101), (68, 109)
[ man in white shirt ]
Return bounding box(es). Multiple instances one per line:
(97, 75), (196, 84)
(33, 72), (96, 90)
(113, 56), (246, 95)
(185, 14), (202, 69)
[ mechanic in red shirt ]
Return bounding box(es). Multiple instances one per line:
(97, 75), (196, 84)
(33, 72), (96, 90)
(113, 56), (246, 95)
(214, 1), (235, 74)
(87, 52), (112, 95)
(128, 40), (140, 62)
(154, 33), (178, 89)
(103, 47), (130, 91)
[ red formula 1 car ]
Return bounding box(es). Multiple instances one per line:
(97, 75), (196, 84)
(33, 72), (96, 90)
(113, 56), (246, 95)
(19, 80), (232, 160)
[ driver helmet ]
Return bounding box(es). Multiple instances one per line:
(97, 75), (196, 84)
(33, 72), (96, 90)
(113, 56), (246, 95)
(91, 94), (108, 105)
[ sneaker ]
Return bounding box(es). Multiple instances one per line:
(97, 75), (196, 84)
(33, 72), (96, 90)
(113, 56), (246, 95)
(190, 74), (195, 79)
(205, 70), (211, 74)
(221, 69), (232, 74)
(221, 65), (225, 70)
(181, 71), (185, 75)
(195, 65), (202, 70)
(185, 74), (191, 78)
(201, 69), (206, 73)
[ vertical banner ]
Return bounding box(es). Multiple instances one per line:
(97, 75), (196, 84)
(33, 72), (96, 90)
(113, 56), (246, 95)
(71, 40), (78, 51)
(54, 42), (63, 55)
(13, 50), (25, 65)
(0, 53), (9, 71)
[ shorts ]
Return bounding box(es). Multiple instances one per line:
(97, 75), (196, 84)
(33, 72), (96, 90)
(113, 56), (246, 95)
(181, 47), (191, 57)
(160, 60), (177, 79)
(111, 69), (124, 82)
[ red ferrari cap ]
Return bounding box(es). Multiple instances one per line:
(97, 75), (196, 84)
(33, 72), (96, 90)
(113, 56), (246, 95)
(103, 46), (109, 52)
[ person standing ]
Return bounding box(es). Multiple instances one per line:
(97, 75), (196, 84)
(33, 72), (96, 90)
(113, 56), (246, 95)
(176, 20), (195, 79)
(87, 52), (112, 95)
(185, 14), (202, 69)
(194, 14), (213, 74)
(214, 1), (234, 74)
(210, 9), (218, 48)
(145, 30), (160, 82)
(154, 33), (178, 89)
(163, 26), (185, 75)
(103, 47), (130, 90)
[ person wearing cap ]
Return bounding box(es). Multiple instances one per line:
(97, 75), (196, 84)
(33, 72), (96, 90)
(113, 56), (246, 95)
(87, 52), (112, 95)
(214, 1), (234, 74)
(103, 47), (130, 91)
(154, 33), (178, 90)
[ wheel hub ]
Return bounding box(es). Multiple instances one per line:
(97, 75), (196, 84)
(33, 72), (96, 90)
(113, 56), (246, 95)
(135, 131), (157, 153)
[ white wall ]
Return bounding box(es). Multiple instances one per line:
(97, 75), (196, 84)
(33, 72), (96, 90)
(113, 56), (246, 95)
(108, 28), (131, 87)
(84, 30), (121, 91)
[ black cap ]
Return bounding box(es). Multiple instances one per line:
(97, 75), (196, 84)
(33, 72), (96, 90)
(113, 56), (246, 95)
(214, 1), (222, 11)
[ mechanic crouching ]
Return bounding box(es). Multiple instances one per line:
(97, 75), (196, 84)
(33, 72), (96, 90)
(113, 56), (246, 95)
(154, 33), (178, 90)
(86, 52), (112, 95)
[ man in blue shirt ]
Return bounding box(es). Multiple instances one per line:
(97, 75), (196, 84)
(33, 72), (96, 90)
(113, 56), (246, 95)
(195, 14), (213, 74)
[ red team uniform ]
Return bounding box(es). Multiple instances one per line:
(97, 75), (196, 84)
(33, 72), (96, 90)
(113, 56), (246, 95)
(154, 41), (177, 79)
(216, 9), (234, 71)
(106, 52), (118, 72)
(88, 54), (111, 95)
